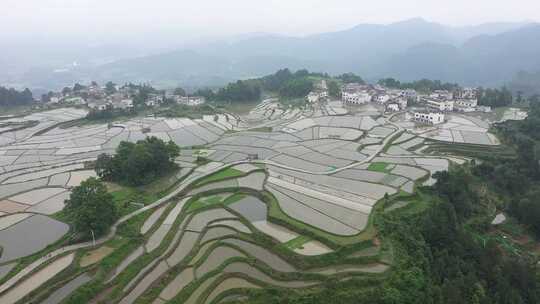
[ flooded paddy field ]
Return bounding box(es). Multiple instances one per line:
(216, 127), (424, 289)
(0, 100), (503, 303)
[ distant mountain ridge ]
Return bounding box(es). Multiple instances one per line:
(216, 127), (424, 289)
(14, 18), (540, 89)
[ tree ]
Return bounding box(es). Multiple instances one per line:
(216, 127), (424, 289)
(0, 87), (34, 106)
(327, 80), (340, 97)
(214, 80), (261, 103)
(105, 81), (117, 95)
(64, 178), (117, 238)
(96, 137), (180, 186)
(337, 73), (365, 84)
(278, 77), (313, 98)
(73, 83), (85, 92)
(378, 78), (401, 88)
(174, 87), (186, 96)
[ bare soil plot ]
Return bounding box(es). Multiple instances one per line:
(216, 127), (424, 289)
(0, 200), (29, 213)
(66, 170), (97, 187)
(80, 246), (115, 267)
(294, 240), (332, 256)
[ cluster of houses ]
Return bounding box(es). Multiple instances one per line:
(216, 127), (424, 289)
(46, 83), (206, 112)
(420, 89), (490, 113)
(340, 83), (412, 112)
(304, 80), (491, 126)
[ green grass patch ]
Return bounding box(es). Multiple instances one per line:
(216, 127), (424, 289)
(368, 162), (391, 173)
(284, 236), (311, 250)
(194, 167), (244, 185)
(187, 193), (246, 213)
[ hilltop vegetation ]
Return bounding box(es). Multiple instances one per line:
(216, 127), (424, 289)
(0, 86), (34, 107)
(95, 137), (180, 186)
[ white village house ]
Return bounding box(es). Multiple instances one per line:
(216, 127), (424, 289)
(413, 112), (445, 125)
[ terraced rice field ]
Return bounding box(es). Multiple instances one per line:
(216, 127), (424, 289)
(0, 100), (502, 303)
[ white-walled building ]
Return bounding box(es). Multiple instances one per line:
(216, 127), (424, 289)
(307, 92), (320, 103)
(376, 94), (391, 104)
(413, 112), (445, 125)
(425, 99), (454, 112)
(430, 90), (453, 100)
(386, 103), (400, 112)
(342, 91), (372, 104)
(177, 96), (205, 106)
(455, 87), (477, 99)
(401, 89), (417, 99)
(455, 99), (478, 108)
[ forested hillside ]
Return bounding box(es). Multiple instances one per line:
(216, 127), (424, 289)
(0, 86), (34, 107)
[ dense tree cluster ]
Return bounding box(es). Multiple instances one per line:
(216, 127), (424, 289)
(64, 178), (117, 238)
(95, 137), (180, 186)
(213, 80), (261, 103)
(278, 77), (313, 98)
(327, 80), (340, 97)
(477, 87), (513, 107)
(105, 81), (117, 95)
(0, 86), (33, 106)
(474, 102), (540, 237)
(378, 78), (459, 93)
(336, 73), (365, 84)
(132, 84), (159, 107)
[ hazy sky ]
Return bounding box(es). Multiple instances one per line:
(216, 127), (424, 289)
(3, 0), (540, 38)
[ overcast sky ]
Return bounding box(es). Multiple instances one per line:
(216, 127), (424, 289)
(3, 0), (540, 38)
